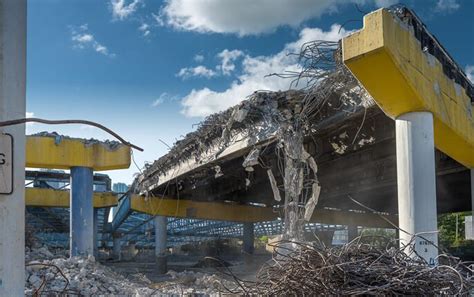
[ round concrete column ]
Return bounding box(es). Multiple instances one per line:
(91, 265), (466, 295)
(471, 169), (474, 239)
(243, 222), (254, 254)
(396, 111), (438, 265)
(154, 216), (167, 273)
(112, 233), (122, 260)
(347, 225), (358, 242)
(70, 166), (94, 257)
(93, 208), (99, 258)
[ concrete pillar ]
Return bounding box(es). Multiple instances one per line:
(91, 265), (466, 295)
(347, 225), (358, 242)
(471, 169), (474, 238)
(396, 112), (438, 265)
(154, 216), (167, 273)
(112, 234), (122, 260)
(93, 208), (99, 259)
(0, 0), (26, 294)
(70, 166), (94, 257)
(243, 222), (254, 254)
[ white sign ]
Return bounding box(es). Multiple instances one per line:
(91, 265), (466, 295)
(0, 134), (13, 194)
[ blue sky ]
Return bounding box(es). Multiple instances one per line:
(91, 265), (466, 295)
(26, 0), (474, 184)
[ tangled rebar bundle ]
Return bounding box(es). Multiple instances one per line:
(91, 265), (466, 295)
(224, 236), (473, 296)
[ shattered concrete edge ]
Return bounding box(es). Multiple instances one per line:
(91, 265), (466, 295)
(135, 66), (375, 195)
(30, 131), (124, 151)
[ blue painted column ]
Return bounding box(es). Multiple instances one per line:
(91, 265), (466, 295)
(93, 208), (99, 259)
(243, 222), (254, 254)
(347, 225), (358, 242)
(70, 166), (94, 257)
(154, 216), (168, 273)
(112, 233), (122, 260)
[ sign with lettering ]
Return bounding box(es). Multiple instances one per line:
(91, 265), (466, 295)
(0, 134), (13, 194)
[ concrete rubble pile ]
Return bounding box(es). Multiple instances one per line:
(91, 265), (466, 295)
(25, 250), (156, 296)
(156, 270), (234, 296)
(25, 246), (231, 296)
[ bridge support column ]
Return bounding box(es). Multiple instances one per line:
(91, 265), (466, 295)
(93, 208), (99, 259)
(0, 0), (26, 294)
(154, 216), (167, 274)
(112, 233), (122, 260)
(396, 112), (437, 265)
(70, 166), (94, 257)
(243, 222), (254, 254)
(347, 225), (358, 242)
(471, 169), (474, 238)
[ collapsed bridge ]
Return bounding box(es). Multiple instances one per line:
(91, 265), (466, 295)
(128, 6), (473, 269)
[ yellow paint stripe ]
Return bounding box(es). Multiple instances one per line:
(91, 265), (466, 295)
(25, 187), (118, 208)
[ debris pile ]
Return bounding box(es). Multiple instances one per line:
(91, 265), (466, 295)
(227, 237), (473, 295)
(25, 247), (155, 296)
(154, 270), (233, 296)
(25, 246), (233, 296)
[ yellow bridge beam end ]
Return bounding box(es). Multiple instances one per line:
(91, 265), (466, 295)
(342, 9), (474, 168)
(26, 135), (131, 171)
(25, 187), (118, 208)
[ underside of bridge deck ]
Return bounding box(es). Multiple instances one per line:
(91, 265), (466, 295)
(137, 94), (470, 218)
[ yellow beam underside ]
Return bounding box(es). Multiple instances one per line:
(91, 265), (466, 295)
(130, 195), (395, 227)
(343, 9), (474, 168)
(25, 187), (118, 208)
(26, 136), (131, 171)
(130, 195), (277, 223)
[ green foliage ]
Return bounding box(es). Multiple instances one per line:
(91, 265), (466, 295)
(359, 228), (397, 248)
(438, 212), (474, 260)
(438, 212), (469, 248)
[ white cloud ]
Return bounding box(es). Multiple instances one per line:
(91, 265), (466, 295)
(373, 0), (398, 7)
(138, 23), (150, 37)
(177, 65), (217, 79)
(158, 0), (391, 36)
(217, 49), (244, 75)
(466, 65), (474, 83)
(194, 54), (204, 62)
(110, 0), (142, 20)
(71, 24), (115, 57)
(152, 92), (179, 107)
(181, 24), (349, 117)
(152, 12), (165, 26)
(160, 0), (339, 36)
(25, 112), (34, 134)
(152, 97), (165, 107)
(73, 33), (93, 43)
(435, 0), (460, 13)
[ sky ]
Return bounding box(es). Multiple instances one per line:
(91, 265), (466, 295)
(26, 0), (474, 185)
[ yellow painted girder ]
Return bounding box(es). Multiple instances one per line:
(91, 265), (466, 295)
(130, 195), (395, 227)
(343, 9), (474, 168)
(130, 195), (277, 223)
(25, 187), (118, 208)
(26, 136), (131, 171)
